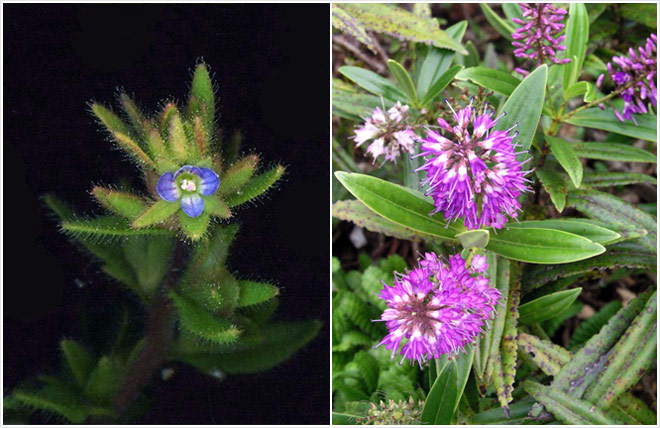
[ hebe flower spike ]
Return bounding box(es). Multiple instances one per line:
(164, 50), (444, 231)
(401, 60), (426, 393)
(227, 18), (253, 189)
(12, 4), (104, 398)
(89, 63), (285, 240)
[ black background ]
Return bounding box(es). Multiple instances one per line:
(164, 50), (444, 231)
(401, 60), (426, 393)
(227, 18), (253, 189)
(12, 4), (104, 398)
(3, 4), (329, 424)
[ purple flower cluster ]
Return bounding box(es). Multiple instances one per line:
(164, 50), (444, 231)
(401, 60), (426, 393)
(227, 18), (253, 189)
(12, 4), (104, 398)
(416, 99), (532, 230)
(511, 3), (571, 76)
(598, 34), (657, 125)
(375, 252), (501, 367)
(354, 102), (417, 164)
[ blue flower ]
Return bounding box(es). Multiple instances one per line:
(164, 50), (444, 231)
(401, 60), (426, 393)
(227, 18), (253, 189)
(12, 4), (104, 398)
(157, 165), (220, 217)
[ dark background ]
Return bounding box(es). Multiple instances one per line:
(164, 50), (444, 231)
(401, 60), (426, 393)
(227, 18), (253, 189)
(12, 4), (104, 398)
(3, 4), (329, 424)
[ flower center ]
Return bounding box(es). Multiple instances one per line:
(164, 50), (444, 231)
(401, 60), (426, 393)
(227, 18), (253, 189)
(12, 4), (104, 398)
(180, 179), (197, 192)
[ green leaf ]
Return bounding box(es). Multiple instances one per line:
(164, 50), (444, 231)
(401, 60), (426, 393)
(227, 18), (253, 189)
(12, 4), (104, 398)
(535, 168), (568, 212)
(92, 187), (147, 220)
(131, 200), (179, 228)
(60, 340), (95, 388)
(468, 401), (534, 424)
(332, 199), (435, 242)
(178, 211), (210, 241)
(331, 4), (377, 53)
(518, 288), (582, 326)
(14, 384), (89, 423)
(84, 356), (121, 405)
(508, 219), (619, 245)
(334, 172), (463, 241)
(485, 227), (605, 264)
(569, 300), (622, 349)
(123, 235), (173, 294)
(455, 66), (520, 96)
(417, 21), (467, 99)
(184, 223), (238, 279)
(420, 64), (463, 108)
(456, 229), (489, 249)
(337, 3), (467, 54)
(565, 108), (657, 142)
(618, 3), (657, 29)
(497, 264), (521, 411)
(218, 155), (258, 196)
(64, 215), (173, 240)
(332, 87), (393, 120)
(483, 255), (510, 385)
(225, 165), (285, 208)
(518, 333), (572, 376)
(237, 280), (279, 307)
(174, 320), (321, 374)
(545, 136), (583, 188)
(203, 195), (231, 219)
(119, 93), (147, 137)
(479, 4), (516, 41)
(581, 171), (657, 187)
(339, 66), (407, 101)
(167, 107), (190, 161)
(90, 103), (131, 137)
(421, 361), (458, 424)
(170, 291), (241, 344)
(453, 347), (474, 414)
(495, 65), (547, 158)
(562, 3), (589, 89)
(352, 350), (379, 393)
(386, 59), (417, 105)
(563, 81), (596, 102)
(566, 188), (656, 250)
(188, 62), (215, 131)
(111, 131), (157, 169)
(571, 141), (657, 163)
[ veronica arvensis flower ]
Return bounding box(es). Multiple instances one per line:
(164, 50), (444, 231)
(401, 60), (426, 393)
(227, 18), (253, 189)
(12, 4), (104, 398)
(416, 99), (532, 231)
(375, 252), (501, 367)
(353, 102), (417, 164)
(157, 165), (220, 217)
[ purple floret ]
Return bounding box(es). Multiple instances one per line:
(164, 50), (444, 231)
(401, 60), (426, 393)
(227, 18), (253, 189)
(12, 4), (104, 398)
(156, 165), (220, 218)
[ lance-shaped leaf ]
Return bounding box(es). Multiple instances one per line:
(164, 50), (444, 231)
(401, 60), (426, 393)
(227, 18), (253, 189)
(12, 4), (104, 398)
(518, 333), (571, 376)
(146, 128), (175, 173)
(226, 165), (285, 208)
(90, 103), (132, 137)
(203, 195), (231, 219)
(84, 356), (121, 405)
(494, 65), (547, 159)
(583, 291), (657, 407)
(452, 346), (474, 414)
(581, 171), (657, 187)
(13, 384), (92, 423)
(334, 172), (463, 240)
(566, 188), (657, 250)
(570, 141), (657, 163)
(485, 227), (605, 264)
(535, 168), (569, 212)
(332, 4), (377, 53)
(518, 288), (582, 326)
(456, 229), (489, 249)
(479, 3), (516, 41)
(523, 381), (624, 424)
(60, 340), (95, 388)
(387, 59), (417, 105)
(172, 320), (321, 375)
(339, 66), (408, 101)
(237, 280), (279, 307)
(178, 211), (210, 241)
(332, 86), (393, 120)
(337, 3), (467, 54)
(166, 106), (190, 161)
(92, 187), (147, 220)
(468, 400), (534, 424)
(119, 92), (148, 137)
(497, 262), (521, 411)
(563, 81), (596, 102)
(545, 136), (583, 188)
(112, 131), (157, 169)
(564, 108), (657, 142)
(332, 199), (435, 242)
(132, 200), (180, 228)
(183, 223), (238, 280)
(123, 235), (173, 295)
(417, 21), (467, 99)
(218, 155), (258, 195)
(170, 291), (241, 345)
(421, 361), (458, 424)
(64, 215), (173, 241)
(420, 64), (463, 108)
(507, 219), (619, 245)
(569, 301), (622, 349)
(187, 63), (215, 133)
(562, 3), (589, 89)
(482, 255), (510, 385)
(455, 66), (520, 96)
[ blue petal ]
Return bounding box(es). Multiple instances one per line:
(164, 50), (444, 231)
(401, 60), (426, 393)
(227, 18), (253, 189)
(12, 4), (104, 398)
(157, 172), (181, 202)
(197, 167), (220, 196)
(175, 165), (202, 178)
(180, 194), (204, 218)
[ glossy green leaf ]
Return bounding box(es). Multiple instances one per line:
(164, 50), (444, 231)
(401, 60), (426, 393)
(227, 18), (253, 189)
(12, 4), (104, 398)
(483, 255), (510, 386)
(502, 3), (523, 21)
(507, 219), (619, 245)
(339, 66), (407, 101)
(571, 141), (657, 163)
(60, 340), (95, 388)
(495, 65), (547, 157)
(170, 291), (241, 344)
(237, 280), (279, 307)
(225, 165), (285, 208)
(479, 3), (515, 41)
(332, 87), (393, 120)
(421, 361), (458, 424)
(485, 227), (605, 264)
(563, 81), (596, 102)
(581, 171), (657, 187)
(518, 288), (582, 326)
(565, 108), (657, 142)
(131, 200), (179, 228)
(545, 136), (583, 188)
(420, 64), (463, 108)
(562, 3), (589, 89)
(456, 229), (489, 249)
(332, 199), (434, 242)
(455, 66), (520, 96)
(387, 59), (417, 104)
(337, 3), (467, 54)
(417, 21), (467, 99)
(453, 346), (474, 414)
(334, 172), (463, 241)
(331, 4), (377, 53)
(535, 168), (568, 212)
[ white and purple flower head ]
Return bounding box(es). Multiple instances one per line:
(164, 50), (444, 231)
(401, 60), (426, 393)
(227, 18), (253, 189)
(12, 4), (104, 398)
(157, 165), (220, 217)
(354, 101), (417, 164)
(598, 34), (657, 125)
(511, 3), (571, 76)
(375, 252), (501, 367)
(416, 99), (532, 230)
